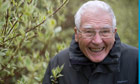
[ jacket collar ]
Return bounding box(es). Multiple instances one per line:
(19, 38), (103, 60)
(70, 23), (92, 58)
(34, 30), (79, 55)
(69, 33), (121, 73)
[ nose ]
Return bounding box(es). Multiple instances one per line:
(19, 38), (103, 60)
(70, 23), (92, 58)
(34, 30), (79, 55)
(91, 33), (103, 45)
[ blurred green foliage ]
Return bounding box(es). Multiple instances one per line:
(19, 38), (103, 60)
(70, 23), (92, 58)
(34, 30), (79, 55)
(0, 0), (138, 84)
(0, 0), (68, 84)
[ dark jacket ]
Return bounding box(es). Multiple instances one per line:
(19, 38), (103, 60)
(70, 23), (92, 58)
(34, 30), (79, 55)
(43, 34), (138, 84)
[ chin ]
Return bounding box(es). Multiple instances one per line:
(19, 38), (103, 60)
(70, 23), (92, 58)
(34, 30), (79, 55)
(90, 58), (104, 63)
(88, 54), (107, 63)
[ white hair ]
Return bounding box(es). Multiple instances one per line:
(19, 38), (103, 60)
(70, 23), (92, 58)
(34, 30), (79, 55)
(74, 0), (116, 29)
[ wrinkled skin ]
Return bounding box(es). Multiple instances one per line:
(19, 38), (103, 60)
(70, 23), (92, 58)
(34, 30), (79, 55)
(75, 8), (117, 63)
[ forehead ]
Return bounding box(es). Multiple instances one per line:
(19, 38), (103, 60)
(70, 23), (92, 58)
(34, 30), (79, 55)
(81, 25), (112, 29)
(80, 8), (113, 28)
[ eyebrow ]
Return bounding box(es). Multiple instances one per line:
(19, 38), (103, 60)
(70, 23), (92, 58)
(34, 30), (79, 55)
(81, 25), (92, 29)
(102, 25), (112, 28)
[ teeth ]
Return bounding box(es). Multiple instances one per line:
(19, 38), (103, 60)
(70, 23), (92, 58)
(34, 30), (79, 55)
(90, 48), (103, 52)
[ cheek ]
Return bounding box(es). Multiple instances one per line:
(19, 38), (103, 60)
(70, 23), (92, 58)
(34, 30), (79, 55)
(104, 38), (115, 48)
(78, 38), (91, 49)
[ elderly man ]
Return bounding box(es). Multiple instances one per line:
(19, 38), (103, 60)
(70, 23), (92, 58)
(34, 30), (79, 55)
(43, 1), (138, 84)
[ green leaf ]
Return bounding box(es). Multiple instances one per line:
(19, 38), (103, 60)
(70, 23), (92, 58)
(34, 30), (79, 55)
(19, 28), (25, 36)
(0, 1), (10, 13)
(50, 64), (64, 83)
(54, 26), (62, 34)
(0, 64), (2, 70)
(4, 69), (10, 75)
(0, 51), (6, 56)
(7, 64), (10, 68)
(34, 76), (41, 81)
(57, 74), (63, 78)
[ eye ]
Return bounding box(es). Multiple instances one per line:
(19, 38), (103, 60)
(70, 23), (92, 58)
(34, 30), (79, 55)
(101, 29), (111, 34)
(85, 30), (92, 33)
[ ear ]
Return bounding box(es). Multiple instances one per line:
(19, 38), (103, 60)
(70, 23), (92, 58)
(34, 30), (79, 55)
(114, 28), (117, 34)
(74, 27), (78, 42)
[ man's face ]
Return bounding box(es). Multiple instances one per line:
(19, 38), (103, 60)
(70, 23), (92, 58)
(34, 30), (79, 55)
(75, 9), (117, 63)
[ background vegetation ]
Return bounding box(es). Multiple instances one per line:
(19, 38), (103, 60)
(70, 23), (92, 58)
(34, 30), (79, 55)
(0, 0), (138, 84)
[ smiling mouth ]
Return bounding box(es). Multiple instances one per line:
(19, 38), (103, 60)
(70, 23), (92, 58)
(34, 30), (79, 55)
(89, 47), (104, 52)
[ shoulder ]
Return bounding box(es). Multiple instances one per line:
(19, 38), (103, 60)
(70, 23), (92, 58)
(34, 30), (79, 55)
(120, 43), (138, 67)
(56, 48), (69, 58)
(116, 43), (138, 84)
(121, 43), (138, 58)
(121, 43), (138, 52)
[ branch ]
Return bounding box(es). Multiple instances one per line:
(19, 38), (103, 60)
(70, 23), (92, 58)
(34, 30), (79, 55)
(4, 19), (46, 42)
(4, 0), (69, 42)
(26, 19), (46, 33)
(0, 0), (69, 71)
(6, 13), (23, 36)
(51, 0), (69, 16)
(3, 9), (9, 35)
(8, 36), (25, 63)
(0, 36), (25, 72)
